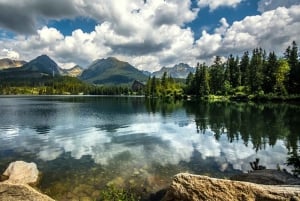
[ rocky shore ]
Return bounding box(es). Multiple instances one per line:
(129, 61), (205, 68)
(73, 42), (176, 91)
(0, 161), (54, 201)
(1, 161), (300, 201)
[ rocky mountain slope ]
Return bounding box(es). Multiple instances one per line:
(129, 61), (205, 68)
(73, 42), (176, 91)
(80, 57), (148, 85)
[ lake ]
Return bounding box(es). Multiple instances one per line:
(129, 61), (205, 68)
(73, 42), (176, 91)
(0, 96), (299, 200)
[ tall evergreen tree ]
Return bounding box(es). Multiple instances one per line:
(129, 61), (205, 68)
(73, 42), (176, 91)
(145, 76), (151, 96)
(227, 54), (235, 86)
(286, 41), (300, 94)
(150, 76), (157, 97)
(235, 56), (241, 87)
(199, 63), (210, 96)
(193, 63), (201, 96)
(161, 72), (167, 88)
(249, 48), (264, 93)
(226, 55), (241, 88)
(240, 51), (250, 86)
(185, 72), (194, 94)
(262, 51), (278, 93)
(186, 72), (194, 86)
(209, 56), (224, 94)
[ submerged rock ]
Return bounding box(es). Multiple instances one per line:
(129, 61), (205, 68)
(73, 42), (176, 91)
(106, 176), (125, 188)
(3, 161), (39, 185)
(162, 173), (300, 201)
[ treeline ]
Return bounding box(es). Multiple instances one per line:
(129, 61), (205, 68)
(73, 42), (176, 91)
(89, 85), (134, 95)
(1, 41), (299, 99)
(185, 41), (300, 99)
(144, 72), (183, 99)
(0, 76), (135, 95)
(0, 76), (88, 95)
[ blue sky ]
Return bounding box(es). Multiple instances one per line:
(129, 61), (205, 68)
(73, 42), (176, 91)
(189, 0), (259, 37)
(49, 18), (98, 36)
(0, 0), (299, 71)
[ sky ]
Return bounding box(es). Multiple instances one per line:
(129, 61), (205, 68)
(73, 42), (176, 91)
(0, 0), (299, 71)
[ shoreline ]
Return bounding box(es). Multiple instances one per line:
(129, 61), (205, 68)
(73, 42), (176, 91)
(1, 93), (300, 103)
(2, 168), (300, 201)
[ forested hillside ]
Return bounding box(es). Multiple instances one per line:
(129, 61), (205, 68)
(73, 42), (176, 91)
(0, 41), (299, 99)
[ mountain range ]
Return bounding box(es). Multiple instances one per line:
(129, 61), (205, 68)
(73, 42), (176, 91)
(0, 55), (194, 85)
(22, 55), (61, 76)
(151, 63), (195, 78)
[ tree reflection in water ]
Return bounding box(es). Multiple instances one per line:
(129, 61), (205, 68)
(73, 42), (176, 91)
(146, 99), (300, 154)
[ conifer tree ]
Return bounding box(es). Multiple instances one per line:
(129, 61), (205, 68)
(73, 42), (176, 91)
(262, 51), (278, 93)
(199, 63), (210, 96)
(209, 56), (224, 94)
(249, 48), (264, 93)
(161, 72), (167, 88)
(240, 51), (250, 86)
(286, 41), (300, 94)
(193, 63), (201, 96)
(185, 72), (194, 94)
(150, 76), (157, 97)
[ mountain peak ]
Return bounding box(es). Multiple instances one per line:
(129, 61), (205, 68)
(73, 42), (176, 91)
(81, 57), (147, 85)
(35, 54), (56, 63)
(22, 54), (61, 75)
(152, 63), (195, 78)
(107, 57), (119, 61)
(38, 54), (49, 58)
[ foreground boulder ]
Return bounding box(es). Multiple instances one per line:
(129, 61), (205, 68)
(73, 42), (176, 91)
(3, 161), (39, 184)
(162, 173), (300, 201)
(1, 161), (55, 201)
(0, 182), (55, 201)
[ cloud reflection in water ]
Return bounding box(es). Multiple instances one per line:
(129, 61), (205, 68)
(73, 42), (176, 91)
(0, 119), (289, 173)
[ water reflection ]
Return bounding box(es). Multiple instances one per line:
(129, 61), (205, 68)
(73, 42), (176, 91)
(0, 97), (299, 199)
(0, 99), (296, 172)
(34, 125), (51, 134)
(184, 101), (300, 152)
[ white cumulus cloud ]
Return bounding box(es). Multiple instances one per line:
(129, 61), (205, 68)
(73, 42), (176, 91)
(221, 5), (300, 54)
(0, 1), (299, 71)
(195, 5), (300, 59)
(1, 49), (20, 59)
(198, 0), (243, 11)
(258, 0), (300, 12)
